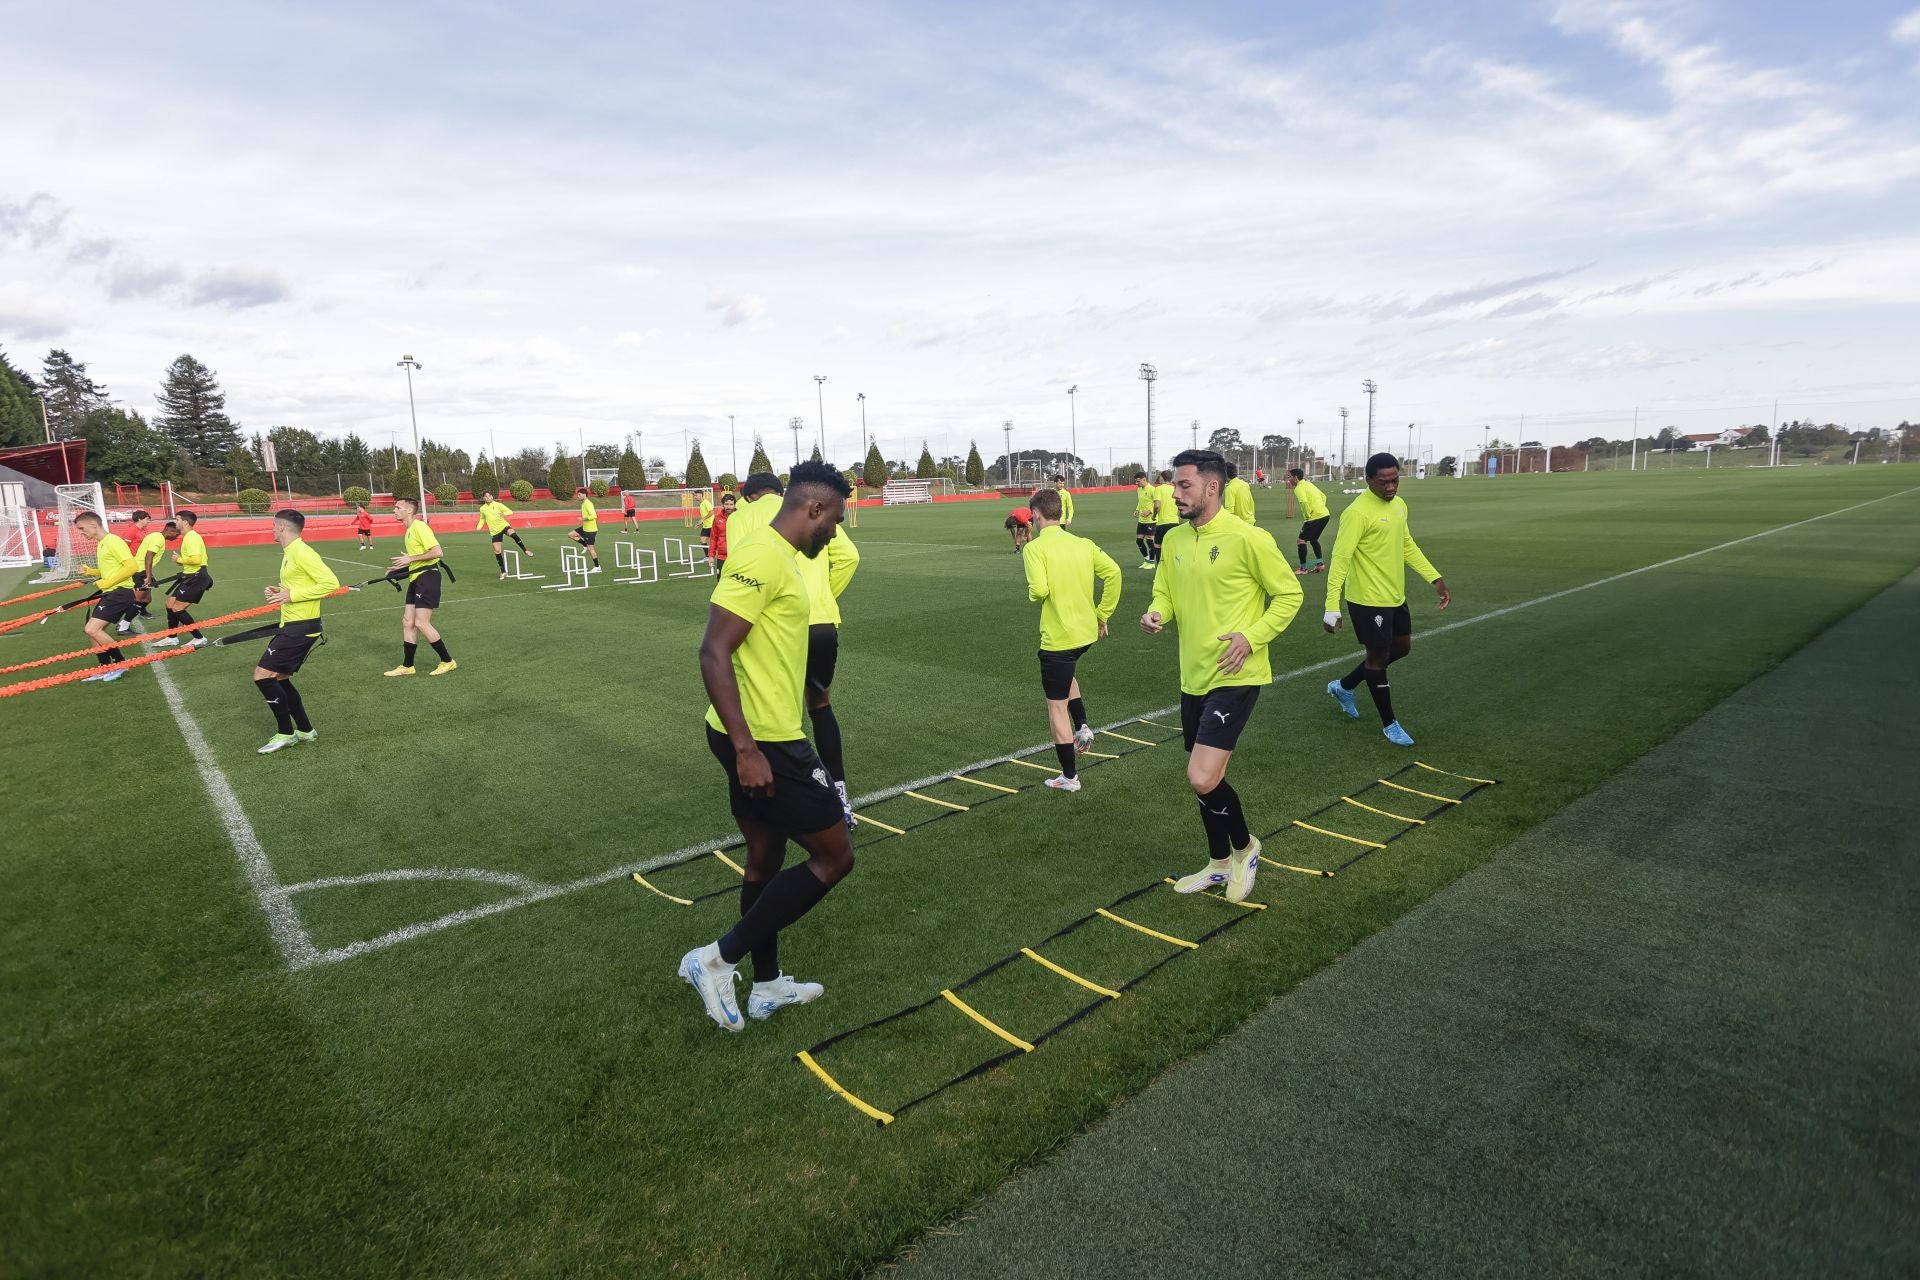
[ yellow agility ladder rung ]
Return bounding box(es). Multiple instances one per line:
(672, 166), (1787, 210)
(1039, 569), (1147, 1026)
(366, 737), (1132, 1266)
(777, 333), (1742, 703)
(1020, 947), (1122, 999)
(796, 1051), (895, 1125)
(941, 989), (1035, 1052)
(630, 872), (693, 906)
(1135, 719), (1180, 732)
(1099, 729), (1156, 747)
(854, 813), (909, 836)
(904, 790), (970, 812)
(713, 850), (747, 876)
(1377, 778), (1459, 805)
(1260, 856), (1334, 878)
(1080, 750), (1121, 760)
(953, 774), (1019, 794)
(1414, 761), (1497, 786)
(1095, 907), (1199, 950)
(1163, 878), (1266, 909)
(1004, 757), (1060, 772)
(1292, 820), (1386, 850)
(1341, 796), (1424, 825)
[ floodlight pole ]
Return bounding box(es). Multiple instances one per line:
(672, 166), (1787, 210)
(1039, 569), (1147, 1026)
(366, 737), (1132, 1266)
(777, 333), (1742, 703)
(857, 393), (867, 465)
(814, 375), (828, 461)
(1139, 363), (1157, 473)
(728, 414), (737, 478)
(1338, 407), (1349, 480)
(789, 416), (804, 467)
(1361, 379), (1377, 459)
(1191, 419), (1199, 451)
(1003, 420), (1014, 487)
(1067, 385), (1078, 478)
(396, 355), (427, 508)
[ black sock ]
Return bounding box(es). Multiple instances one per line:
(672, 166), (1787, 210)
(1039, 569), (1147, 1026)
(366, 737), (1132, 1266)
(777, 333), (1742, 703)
(495, 551), (505, 571)
(717, 863), (832, 966)
(1053, 741), (1077, 779)
(1363, 666), (1394, 726)
(1297, 542), (1309, 567)
(1067, 698), (1087, 732)
(739, 878), (778, 982)
(1340, 662), (1368, 692)
(511, 533), (528, 552)
(281, 680), (312, 733)
(97, 649), (121, 666)
(403, 641), (418, 667)
(256, 677), (295, 734)
(1310, 538), (1323, 560)
(175, 610), (194, 636)
(810, 704), (845, 782)
(429, 638), (451, 662)
(1194, 793), (1230, 859)
(1202, 780), (1251, 849)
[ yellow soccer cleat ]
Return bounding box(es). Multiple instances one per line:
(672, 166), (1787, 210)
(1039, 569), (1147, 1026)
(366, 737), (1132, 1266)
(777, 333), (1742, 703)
(1226, 835), (1263, 903)
(383, 665), (415, 677)
(429, 660), (457, 676)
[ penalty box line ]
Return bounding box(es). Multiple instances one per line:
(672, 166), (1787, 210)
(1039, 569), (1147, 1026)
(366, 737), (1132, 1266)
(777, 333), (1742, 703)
(262, 485), (1920, 969)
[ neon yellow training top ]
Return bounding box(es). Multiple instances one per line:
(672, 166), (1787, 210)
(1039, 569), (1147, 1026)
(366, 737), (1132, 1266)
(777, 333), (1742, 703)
(1058, 488), (1075, 525)
(796, 525), (859, 627)
(725, 490), (783, 549)
(705, 532), (810, 743)
(277, 538), (340, 624)
(1293, 479), (1329, 522)
(476, 501), (514, 535)
(1223, 476), (1256, 524)
(1023, 524), (1122, 652)
(403, 518), (442, 579)
(135, 530), (167, 581)
(1324, 489), (1440, 608)
(579, 498), (598, 532)
(1149, 510), (1303, 695)
(1133, 484), (1157, 520)
(174, 530), (208, 573)
(700, 493), (715, 530)
(93, 533), (136, 592)
(1153, 482), (1180, 526)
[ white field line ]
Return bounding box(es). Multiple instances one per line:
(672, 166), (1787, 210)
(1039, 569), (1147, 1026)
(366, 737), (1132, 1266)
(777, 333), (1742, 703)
(199, 485), (1920, 969)
(283, 867), (552, 895)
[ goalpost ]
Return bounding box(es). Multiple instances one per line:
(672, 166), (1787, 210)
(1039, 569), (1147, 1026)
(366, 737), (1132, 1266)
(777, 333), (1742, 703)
(0, 482), (41, 571)
(51, 483), (106, 579)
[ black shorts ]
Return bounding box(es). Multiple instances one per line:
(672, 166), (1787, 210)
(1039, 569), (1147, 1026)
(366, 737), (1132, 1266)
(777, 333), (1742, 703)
(1180, 686), (1261, 752)
(1154, 523), (1178, 543)
(404, 568), (442, 609)
(356, 526), (373, 539)
(1348, 602), (1412, 653)
(575, 529), (597, 546)
(806, 623), (839, 693)
(1135, 521), (1155, 537)
(707, 727), (843, 836)
(1298, 516), (1330, 544)
(488, 526), (515, 543)
(90, 588), (140, 624)
(1038, 645), (1089, 700)
(170, 569), (213, 604)
(258, 620), (324, 675)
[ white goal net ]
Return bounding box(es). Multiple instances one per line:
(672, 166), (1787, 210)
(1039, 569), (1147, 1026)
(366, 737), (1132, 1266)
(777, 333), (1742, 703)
(882, 478), (954, 505)
(0, 482), (40, 571)
(52, 482), (107, 579)
(620, 486), (710, 525)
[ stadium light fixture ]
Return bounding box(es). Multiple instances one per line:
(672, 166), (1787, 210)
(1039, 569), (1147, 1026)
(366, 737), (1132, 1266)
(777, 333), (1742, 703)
(1138, 363), (1157, 472)
(857, 393), (867, 456)
(1003, 419), (1014, 487)
(1067, 385), (1079, 476)
(1362, 379), (1377, 458)
(395, 355), (427, 509)
(814, 375), (828, 461)
(789, 416), (805, 466)
(1338, 406), (1349, 480)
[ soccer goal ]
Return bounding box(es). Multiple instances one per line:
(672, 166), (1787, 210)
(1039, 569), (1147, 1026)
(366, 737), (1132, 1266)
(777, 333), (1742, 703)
(881, 478), (953, 505)
(0, 483), (41, 571)
(623, 486), (708, 528)
(50, 483), (106, 579)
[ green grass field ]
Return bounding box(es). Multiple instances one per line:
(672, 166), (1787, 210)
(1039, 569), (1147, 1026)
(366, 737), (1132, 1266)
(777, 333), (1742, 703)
(3, 467), (1917, 1277)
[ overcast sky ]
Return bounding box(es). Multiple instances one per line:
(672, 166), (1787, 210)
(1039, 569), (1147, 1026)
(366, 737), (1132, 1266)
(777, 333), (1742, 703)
(4, 0), (1919, 470)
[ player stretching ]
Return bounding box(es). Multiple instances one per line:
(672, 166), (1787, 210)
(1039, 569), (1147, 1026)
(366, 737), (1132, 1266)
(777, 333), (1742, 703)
(1223, 463), (1257, 523)
(678, 461), (858, 1032)
(699, 488), (716, 560)
(1140, 450), (1301, 903)
(353, 503), (375, 550)
(384, 496), (456, 677)
(1151, 469), (1179, 564)
(475, 490), (531, 577)
(256, 511), (340, 755)
(569, 489), (602, 572)
(1132, 473), (1158, 567)
(1324, 453), (1449, 747)
(1004, 504), (1032, 553)
(1284, 467), (1331, 574)
(1023, 488), (1121, 792)
(148, 511), (211, 650)
(710, 493), (737, 573)
(71, 511), (138, 682)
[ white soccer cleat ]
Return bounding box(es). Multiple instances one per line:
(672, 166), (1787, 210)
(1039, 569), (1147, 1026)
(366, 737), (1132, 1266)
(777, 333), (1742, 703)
(257, 733), (299, 754)
(1226, 836), (1262, 903)
(81, 668), (127, 683)
(678, 942), (744, 1032)
(185, 637), (209, 650)
(148, 636), (180, 649)
(748, 973), (824, 1021)
(1174, 858), (1230, 894)
(1074, 723), (1095, 755)
(1044, 774), (1082, 792)
(835, 780), (858, 828)
(115, 620), (130, 634)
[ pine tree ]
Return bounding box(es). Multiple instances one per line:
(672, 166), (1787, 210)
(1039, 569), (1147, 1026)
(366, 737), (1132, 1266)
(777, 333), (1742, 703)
(686, 441), (711, 488)
(389, 453), (422, 504)
(471, 454), (499, 499)
(863, 442), (887, 490)
(809, 443), (823, 464)
(749, 439), (773, 475)
(40, 349), (111, 440)
(0, 347), (40, 448)
(155, 355), (242, 464)
(965, 441), (985, 487)
(916, 443), (935, 479)
(617, 447), (647, 492)
(547, 453), (577, 500)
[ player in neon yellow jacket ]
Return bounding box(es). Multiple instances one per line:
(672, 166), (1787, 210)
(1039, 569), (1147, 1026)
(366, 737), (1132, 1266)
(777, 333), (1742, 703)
(1022, 488), (1120, 791)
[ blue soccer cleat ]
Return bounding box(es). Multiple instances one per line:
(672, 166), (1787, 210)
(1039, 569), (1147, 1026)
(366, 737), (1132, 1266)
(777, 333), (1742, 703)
(1383, 721), (1415, 747)
(1328, 679), (1359, 719)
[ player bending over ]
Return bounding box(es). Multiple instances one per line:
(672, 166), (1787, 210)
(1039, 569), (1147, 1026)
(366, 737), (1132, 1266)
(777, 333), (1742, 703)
(1023, 487), (1121, 791)
(1284, 468), (1331, 574)
(1324, 453), (1449, 747)
(1005, 505), (1032, 553)
(1140, 450), (1302, 903)
(70, 511), (139, 683)
(679, 461), (858, 1031)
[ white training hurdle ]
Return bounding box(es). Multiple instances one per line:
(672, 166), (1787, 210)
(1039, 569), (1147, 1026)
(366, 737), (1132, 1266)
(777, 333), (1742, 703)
(540, 545), (591, 592)
(614, 540), (660, 585)
(663, 536), (715, 580)
(501, 548), (544, 581)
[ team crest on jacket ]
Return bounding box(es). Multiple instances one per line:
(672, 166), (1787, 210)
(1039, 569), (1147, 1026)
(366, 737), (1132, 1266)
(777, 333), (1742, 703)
(1209, 545), (1221, 562)
(812, 767), (830, 789)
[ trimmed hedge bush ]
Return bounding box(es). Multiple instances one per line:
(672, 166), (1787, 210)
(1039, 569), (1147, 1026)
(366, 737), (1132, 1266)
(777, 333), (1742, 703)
(509, 479), (534, 501)
(434, 483), (458, 505)
(343, 485), (372, 507)
(237, 487), (273, 514)
(590, 478), (610, 498)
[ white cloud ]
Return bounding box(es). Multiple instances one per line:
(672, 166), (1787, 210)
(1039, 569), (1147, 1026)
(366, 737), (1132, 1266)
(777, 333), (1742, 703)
(1894, 9), (1920, 43)
(0, 283), (74, 341)
(186, 266), (291, 309)
(706, 291), (766, 328)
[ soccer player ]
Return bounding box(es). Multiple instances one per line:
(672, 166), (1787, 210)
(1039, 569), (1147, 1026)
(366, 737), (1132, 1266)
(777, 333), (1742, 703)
(723, 473), (785, 548)
(148, 511), (211, 650)
(1324, 453), (1449, 747)
(384, 496), (456, 677)
(475, 490), (531, 577)
(1023, 488), (1121, 792)
(353, 503), (375, 550)
(699, 488), (716, 560)
(1284, 467), (1331, 574)
(711, 492), (737, 572)
(71, 510), (138, 682)
(622, 489), (639, 531)
(1004, 505), (1032, 553)
(567, 488), (602, 572)
(1050, 473), (1076, 526)
(1140, 450), (1302, 903)
(1132, 473), (1158, 568)
(126, 510), (166, 631)
(255, 510), (340, 754)
(678, 461), (857, 1032)
(1151, 469), (1180, 564)
(1223, 462), (1256, 523)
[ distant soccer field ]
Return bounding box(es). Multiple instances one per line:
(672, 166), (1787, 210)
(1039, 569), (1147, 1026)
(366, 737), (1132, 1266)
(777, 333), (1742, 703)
(3, 467), (1917, 1277)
